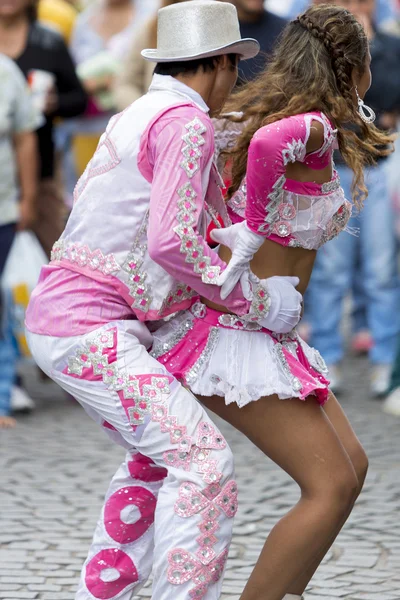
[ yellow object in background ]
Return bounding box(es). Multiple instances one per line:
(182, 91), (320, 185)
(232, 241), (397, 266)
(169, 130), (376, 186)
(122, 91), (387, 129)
(12, 284), (31, 358)
(72, 134), (101, 177)
(38, 0), (77, 44)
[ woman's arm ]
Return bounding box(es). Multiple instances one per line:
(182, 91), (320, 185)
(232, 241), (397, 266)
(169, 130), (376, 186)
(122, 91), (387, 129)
(51, 36), (88, 118)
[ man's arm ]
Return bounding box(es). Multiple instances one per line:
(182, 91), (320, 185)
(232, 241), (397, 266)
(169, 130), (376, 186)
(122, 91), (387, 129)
(146, 107), (251, 316)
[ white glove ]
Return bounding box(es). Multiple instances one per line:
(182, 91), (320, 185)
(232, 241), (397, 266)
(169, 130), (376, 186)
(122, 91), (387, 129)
(251, 275), (303, 334)
(210, 221), (264, 300)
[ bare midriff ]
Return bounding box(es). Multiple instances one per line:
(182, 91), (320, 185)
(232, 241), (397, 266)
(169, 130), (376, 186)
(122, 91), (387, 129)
(203, 241), (316, 314)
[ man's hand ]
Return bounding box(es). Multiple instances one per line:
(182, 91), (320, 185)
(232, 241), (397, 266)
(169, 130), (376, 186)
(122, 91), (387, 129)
(210, 221), (264, 299)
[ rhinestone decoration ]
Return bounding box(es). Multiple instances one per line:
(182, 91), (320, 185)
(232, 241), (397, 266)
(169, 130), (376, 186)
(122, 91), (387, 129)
(321, 176), (340, 194)
(320, 201), (352, 246)
(66, 329), (172, 426)
(257, 174), (286, 235)
(191, 301), (207, 319)
(158, 282), (195, 317)
(50, 240), (120, 276)
(282, 138), (307, 165)
(244, 280), (272, 321)
(122, 211), (152, 313)
(218, 313), (262, 331)
(278, 203), (297, 220)
(186, 328), (220, 387)
(274, 343), (303, 393)
(173, 182), (221, 285)
(273, 221), (292, 237)
(180, 117), (207, 178)
(150, 314), (195, 359)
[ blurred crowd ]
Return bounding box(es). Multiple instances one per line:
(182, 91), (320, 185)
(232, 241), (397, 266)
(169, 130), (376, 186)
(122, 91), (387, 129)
(1, 0), (400, 426)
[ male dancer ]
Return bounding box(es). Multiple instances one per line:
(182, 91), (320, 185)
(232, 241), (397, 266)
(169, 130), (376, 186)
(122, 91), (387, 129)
(26, 2), (302, 599)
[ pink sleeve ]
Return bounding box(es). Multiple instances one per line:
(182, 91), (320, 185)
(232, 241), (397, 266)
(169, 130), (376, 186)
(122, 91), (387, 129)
(146, 106), (251, 315)
(245, 114), (309, 236)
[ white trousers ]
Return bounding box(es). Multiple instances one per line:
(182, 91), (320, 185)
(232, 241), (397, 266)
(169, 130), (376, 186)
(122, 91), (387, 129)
(27, 320), (237, 600)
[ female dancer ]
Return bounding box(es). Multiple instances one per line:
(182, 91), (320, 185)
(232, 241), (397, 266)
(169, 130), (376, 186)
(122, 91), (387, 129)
(151, 5), (394, 600)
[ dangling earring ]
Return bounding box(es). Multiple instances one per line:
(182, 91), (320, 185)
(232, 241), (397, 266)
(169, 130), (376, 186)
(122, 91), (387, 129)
(355, 86), (375, 124)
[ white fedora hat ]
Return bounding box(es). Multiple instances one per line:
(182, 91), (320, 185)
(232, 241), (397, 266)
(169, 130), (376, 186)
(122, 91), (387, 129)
(141, 0), (260, 63)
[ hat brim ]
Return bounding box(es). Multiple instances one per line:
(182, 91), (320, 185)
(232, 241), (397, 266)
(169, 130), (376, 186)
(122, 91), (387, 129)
(141, 38), (260, 63)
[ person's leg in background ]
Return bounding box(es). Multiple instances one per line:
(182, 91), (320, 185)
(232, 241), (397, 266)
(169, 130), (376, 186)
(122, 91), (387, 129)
(350, 260), (374, 355)
(360, 162), (400, 396)
(0, 223), (17, 427)
(382, 333), (400, 415)
(307, 164), (358, 394)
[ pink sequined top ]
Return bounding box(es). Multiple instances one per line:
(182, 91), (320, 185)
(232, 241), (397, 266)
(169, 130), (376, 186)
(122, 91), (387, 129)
(238, 111), (353, 250)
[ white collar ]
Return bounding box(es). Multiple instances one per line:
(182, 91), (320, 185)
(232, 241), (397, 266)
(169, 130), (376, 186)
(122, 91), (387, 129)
(148, 74), (209, 113)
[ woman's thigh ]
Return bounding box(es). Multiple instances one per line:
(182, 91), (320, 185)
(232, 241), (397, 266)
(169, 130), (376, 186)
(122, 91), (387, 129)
(199, 393), (358, 495)
(322, 392), (368, 481)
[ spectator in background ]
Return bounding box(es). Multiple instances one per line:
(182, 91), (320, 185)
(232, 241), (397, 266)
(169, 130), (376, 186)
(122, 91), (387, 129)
(69, 0), (158, 176)
(224, 0), (286, 83)
(0, 0), (87, 258)
(0, 54), (40, 427)
(306, 0), (400, 397)
(38, 0), (78, 44)
(114, 0), (186, 111)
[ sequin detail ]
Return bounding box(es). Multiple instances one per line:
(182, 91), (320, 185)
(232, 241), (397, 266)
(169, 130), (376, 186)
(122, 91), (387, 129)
(320, 201), (352, 245)
(245, 279), (271, 321)
(186, 328), (220, 387)
(150, 314), (195, 359)
(218, 313), (262, 331)
(159, 282), (196, 317)
(66, 329), (172, 427)
(173, 118), (222, 285)
(169, 476), (237, 596)
(174, 182), (221, 285)
(51, 240), (120, 276)
(257, 174), (286, 234)
(274, 343), (302, 392)
(122, 211), (153, 313)
(181, 117), (206, 178)
(227, 180), (247, 218)
(282, 138), (306, 165)
(321, 176), (341, 194)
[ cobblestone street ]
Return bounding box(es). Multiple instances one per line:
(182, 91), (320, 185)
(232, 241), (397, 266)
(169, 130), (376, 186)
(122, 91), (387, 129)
(1, 354), (399, 600)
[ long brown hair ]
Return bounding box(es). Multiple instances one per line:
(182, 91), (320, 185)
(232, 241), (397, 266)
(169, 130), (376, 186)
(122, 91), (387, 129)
(148, 0), (188, 49)
(226, 4), (394, 205)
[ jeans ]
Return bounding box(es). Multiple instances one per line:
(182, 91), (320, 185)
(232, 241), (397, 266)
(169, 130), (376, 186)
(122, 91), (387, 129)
(0, 223), (17, 416)
(307, 162), (400, 365)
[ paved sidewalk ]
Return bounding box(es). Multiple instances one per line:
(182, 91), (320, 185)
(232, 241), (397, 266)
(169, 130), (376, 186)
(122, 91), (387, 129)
(0, 356), (399, 600)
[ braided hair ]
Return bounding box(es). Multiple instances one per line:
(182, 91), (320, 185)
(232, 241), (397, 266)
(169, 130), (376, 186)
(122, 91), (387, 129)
(224, 4), (394, 206)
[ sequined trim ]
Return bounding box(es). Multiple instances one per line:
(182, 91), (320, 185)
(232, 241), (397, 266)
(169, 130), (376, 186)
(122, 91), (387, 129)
(257, 174), (287, 235)
(218, 313), (262, 331)
(66, 329), (171, 426)
(168, 475), (237, 595)
(321, 175), (340, 194)
(159, 282), (196, 317)
(50, 240), (120, 276)
(181, 117), (207, 178)
(122, 211), (153, 312)
(245, 279), (272, 321)
(273, 343), (302, 393)
(227, 180), (247, 218)
(150, 314), (195, 359)
(282, 138), (307, 165)
(320, 201), (352, 246)
(174, 184), (221, 285)
(186, 328), (220, 387)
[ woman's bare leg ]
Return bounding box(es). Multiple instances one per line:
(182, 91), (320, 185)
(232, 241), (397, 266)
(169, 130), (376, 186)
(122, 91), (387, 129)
(199, 393), (359, 600)
(285, 393), (368, 596)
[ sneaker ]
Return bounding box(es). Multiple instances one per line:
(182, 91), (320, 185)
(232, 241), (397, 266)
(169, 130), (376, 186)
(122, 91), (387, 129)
(11, 386), (35, 413)
(351, 330), (374, 355)
(382, 387), (400, 416)
(327, 364), (343, 395)
(370, 364), (392, 398)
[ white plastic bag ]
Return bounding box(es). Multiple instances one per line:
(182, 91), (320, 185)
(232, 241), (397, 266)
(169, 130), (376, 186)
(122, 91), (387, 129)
(2, 231), (48, 358)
